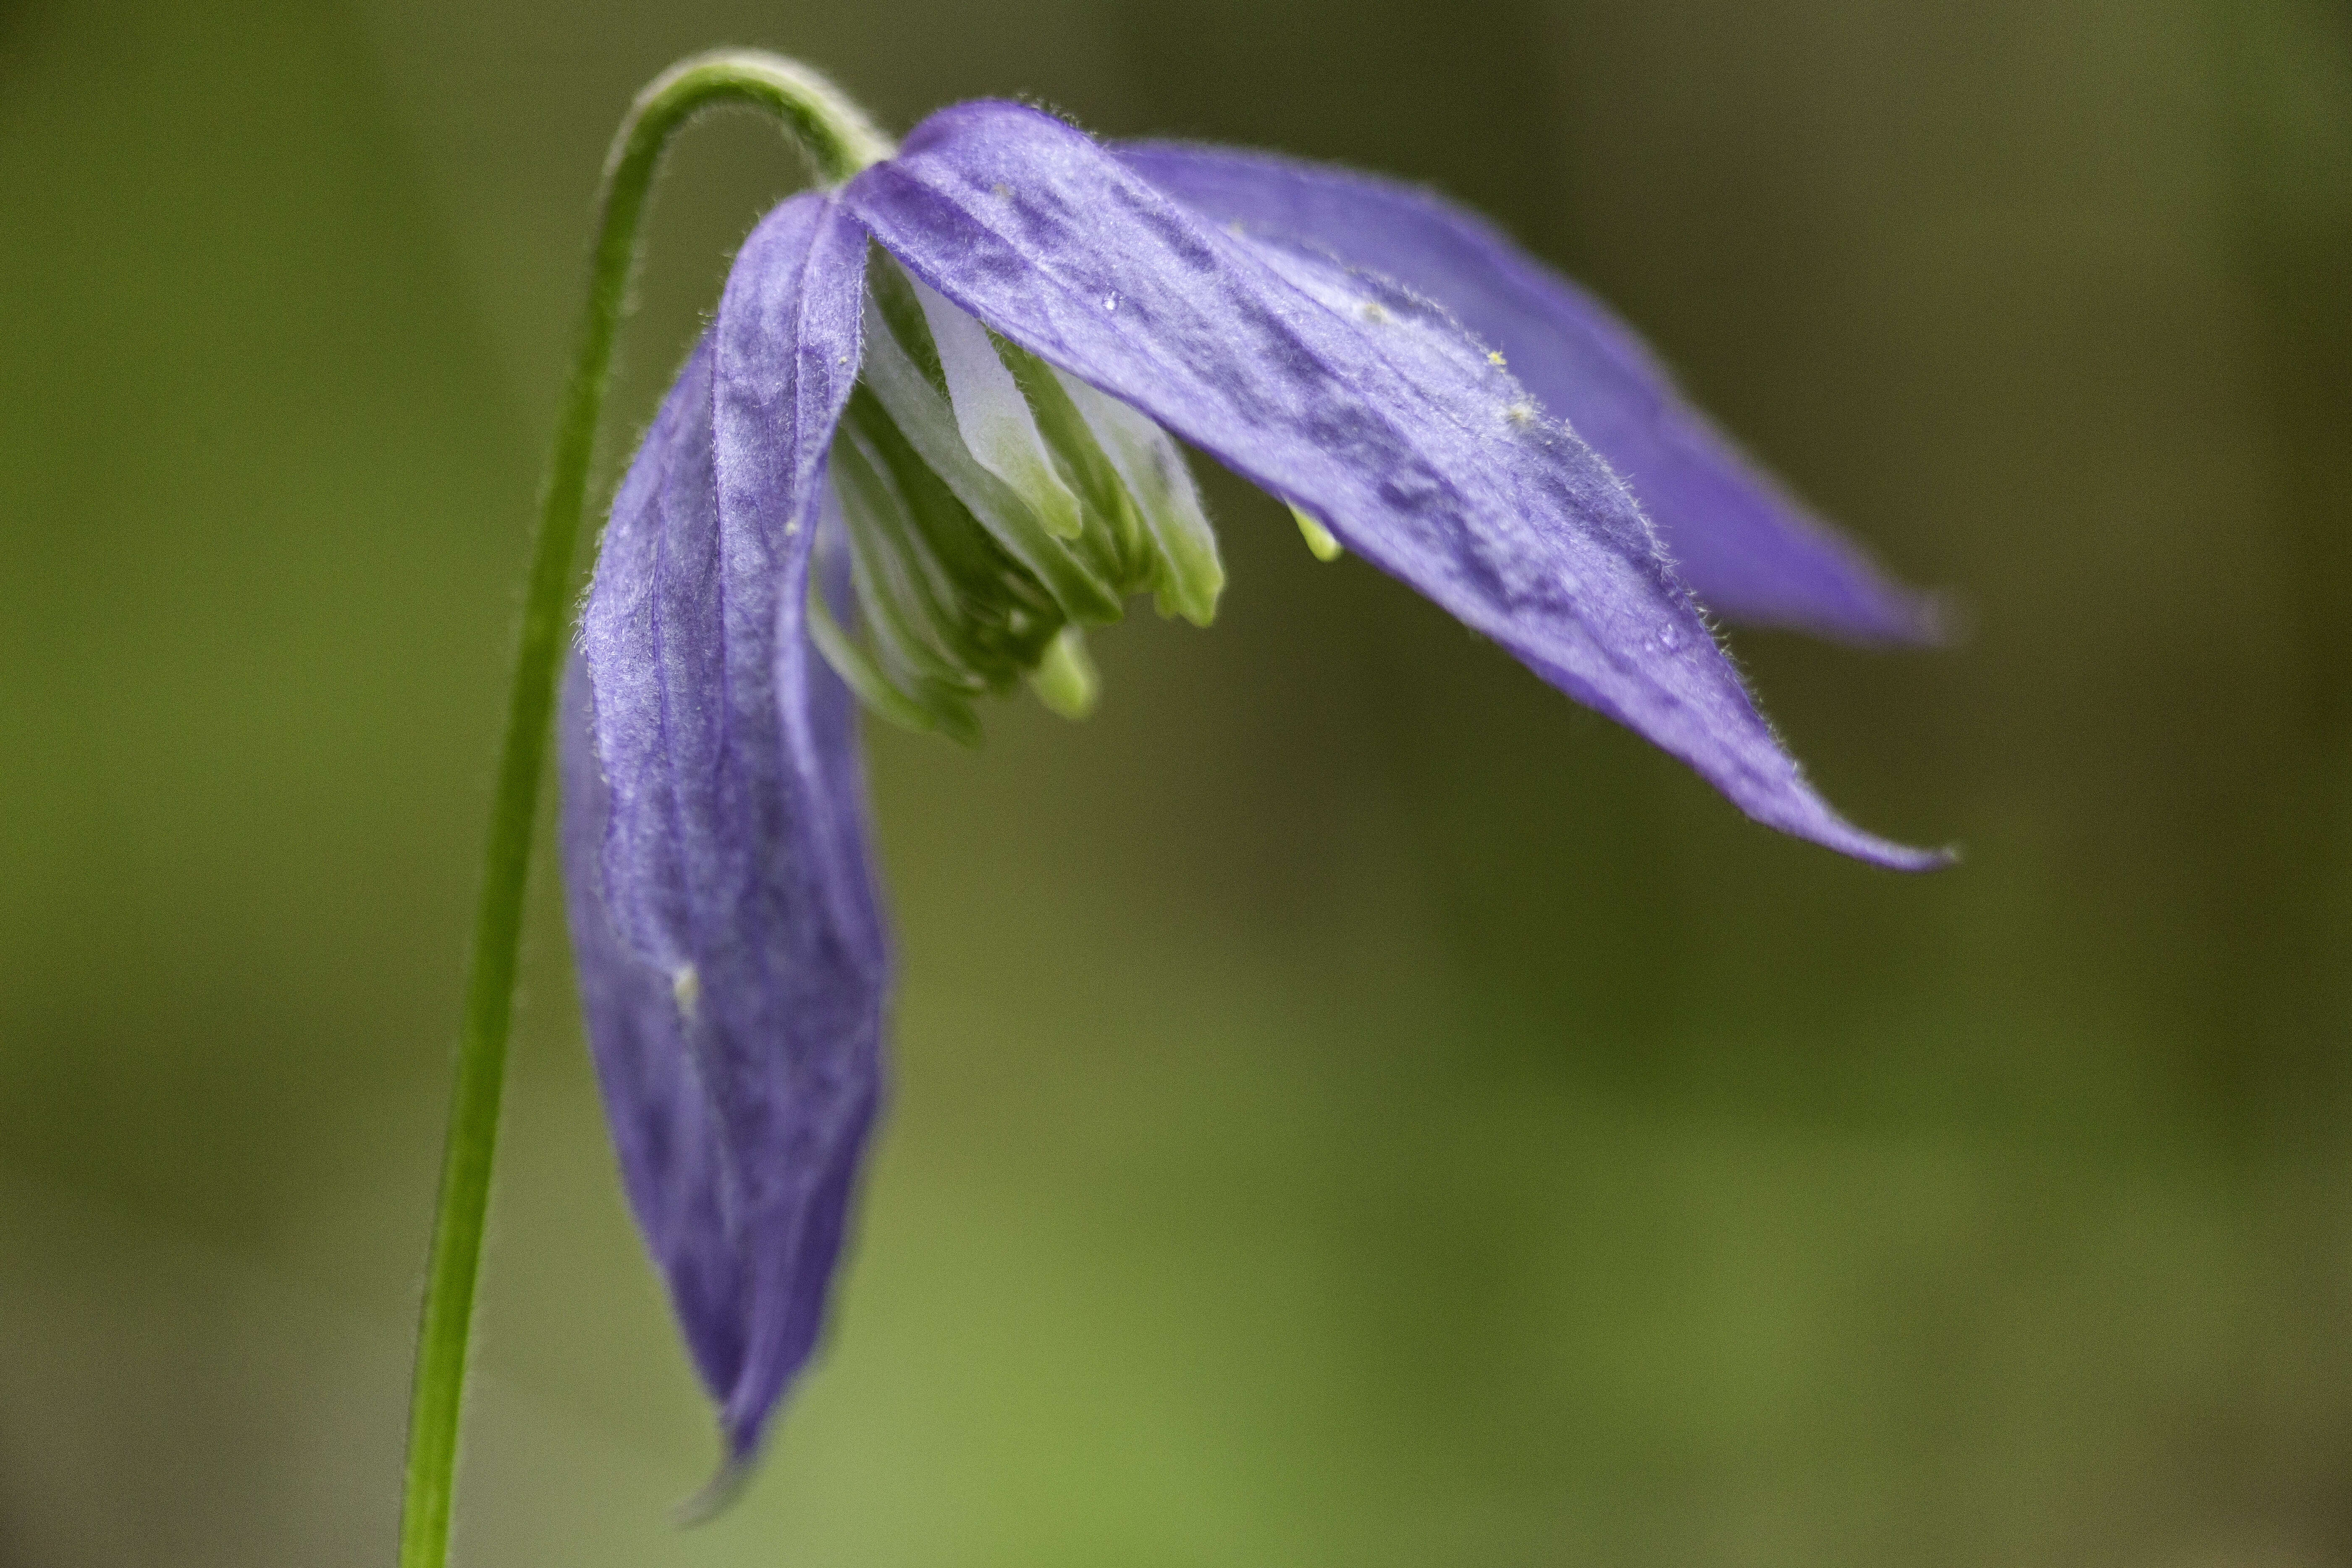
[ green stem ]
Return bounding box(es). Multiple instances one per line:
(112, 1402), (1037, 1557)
(396, 52), (890, 1568)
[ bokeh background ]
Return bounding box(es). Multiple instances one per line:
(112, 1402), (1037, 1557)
(4, 0), (2350, 1562)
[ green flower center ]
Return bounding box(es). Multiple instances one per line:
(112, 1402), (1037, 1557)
(810, 252), (1225, 739)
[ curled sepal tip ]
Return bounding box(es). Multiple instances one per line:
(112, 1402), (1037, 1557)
(672, 1450), (756, 1531)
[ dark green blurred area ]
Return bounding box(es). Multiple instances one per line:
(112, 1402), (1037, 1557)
(3, 0), (2350, 1561)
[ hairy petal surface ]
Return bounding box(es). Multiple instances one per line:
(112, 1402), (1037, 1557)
(560, 656), (747, 1403)
(1114, 142), (1936, 644)
(849, 102), (1937, 868)
(567, 188), (888, 1476)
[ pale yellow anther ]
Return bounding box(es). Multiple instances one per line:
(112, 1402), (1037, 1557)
(1290, 505), (1344, 562)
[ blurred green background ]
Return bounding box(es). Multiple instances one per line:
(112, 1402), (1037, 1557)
(4, 0), (2350, 1562)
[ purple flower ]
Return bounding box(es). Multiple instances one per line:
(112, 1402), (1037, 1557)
(561, 98), (1944, 1486)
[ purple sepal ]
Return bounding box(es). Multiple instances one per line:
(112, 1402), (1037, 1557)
(1113, 142), (1938, 645)
(563, 189), (891, 1474)
(848, 102), (1940, 869)
(560, 654), (748, 1404)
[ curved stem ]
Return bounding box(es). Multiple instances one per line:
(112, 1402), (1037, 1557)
(396, 52), (890, 1568)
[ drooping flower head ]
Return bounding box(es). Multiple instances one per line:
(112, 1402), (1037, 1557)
(562, 89), (1946, 1493)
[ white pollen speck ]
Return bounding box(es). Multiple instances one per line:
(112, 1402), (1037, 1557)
(1102, 293), (1119, 311)
(671, 964), (700, 1019)
(1503, 399), (1537, 425)
(1361, 302), (1388, 324)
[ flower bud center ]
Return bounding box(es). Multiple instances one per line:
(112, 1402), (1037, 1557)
(810, 254), (1225, 740)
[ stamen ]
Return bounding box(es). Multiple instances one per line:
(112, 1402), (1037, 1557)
(831, 423), (996, 690)
(1028, 626), (1100, 720)
(912, 273), (1090, 543)
(1056, 372), (1226, 624)
(860, 293), (1122, 622)
(823, 268), (1227, 740)
(805, 571), (976, 742)
(1290, 506), (1345, 562)
(841, 387), (1061, 659)
(998, 344), (1155, 591)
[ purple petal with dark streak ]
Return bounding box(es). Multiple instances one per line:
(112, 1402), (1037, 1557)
(560, 655), (747, 1403)
(1114, 141), (1936, 644)
(565, 188), (889, 1476)
(847, 102), (1940, 870)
